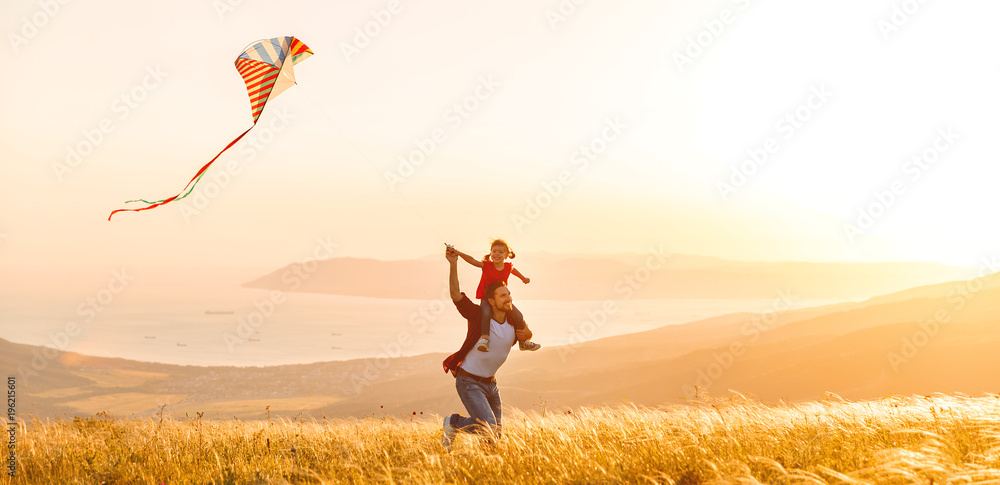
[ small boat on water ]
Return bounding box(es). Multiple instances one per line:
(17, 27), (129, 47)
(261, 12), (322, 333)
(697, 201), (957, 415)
(205, 310), (235, 315)
(176, 343), (187, 347)
(144, 336), (156, 339)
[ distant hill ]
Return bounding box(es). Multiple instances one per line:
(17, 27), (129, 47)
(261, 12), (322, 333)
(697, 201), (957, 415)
(242, 253), (974, 300)
(10, 269), (1000, 420)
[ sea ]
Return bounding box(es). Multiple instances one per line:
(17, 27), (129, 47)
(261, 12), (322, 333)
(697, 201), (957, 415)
(0, 279), (843, 367)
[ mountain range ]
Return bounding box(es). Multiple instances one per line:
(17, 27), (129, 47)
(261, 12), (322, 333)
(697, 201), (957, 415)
(243, 252), (974, 300)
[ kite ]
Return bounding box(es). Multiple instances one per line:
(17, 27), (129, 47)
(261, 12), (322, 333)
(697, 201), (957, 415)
(108, 36), (313, 220)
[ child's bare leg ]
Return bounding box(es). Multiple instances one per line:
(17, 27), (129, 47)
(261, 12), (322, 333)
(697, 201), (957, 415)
(477, 298), (491, 351)
(510, 304), (541, 351)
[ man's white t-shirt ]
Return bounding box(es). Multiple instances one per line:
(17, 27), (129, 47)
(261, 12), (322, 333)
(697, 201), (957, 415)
(460, 317), (515, 378)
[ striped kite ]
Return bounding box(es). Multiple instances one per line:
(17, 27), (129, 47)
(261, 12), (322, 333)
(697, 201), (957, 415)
(108, 36), (313, 220)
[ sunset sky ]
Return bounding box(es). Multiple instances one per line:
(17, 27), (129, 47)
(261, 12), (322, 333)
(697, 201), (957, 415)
(3, 0), (1000, 284)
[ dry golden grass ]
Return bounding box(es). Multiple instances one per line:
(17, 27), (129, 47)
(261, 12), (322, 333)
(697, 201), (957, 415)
(5, 394), (1000, 484)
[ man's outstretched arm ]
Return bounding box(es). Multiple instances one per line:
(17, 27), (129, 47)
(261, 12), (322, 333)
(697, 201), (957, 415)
(446, 248), (462, 302)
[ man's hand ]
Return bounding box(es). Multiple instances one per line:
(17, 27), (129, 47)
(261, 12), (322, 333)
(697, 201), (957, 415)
(515, 327), (532, 342)
(521, 277), (530, 284)
(445, 246), (458, 264)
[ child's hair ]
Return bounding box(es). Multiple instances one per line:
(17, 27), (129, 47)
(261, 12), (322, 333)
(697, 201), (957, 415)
(483, 238), (516, 261)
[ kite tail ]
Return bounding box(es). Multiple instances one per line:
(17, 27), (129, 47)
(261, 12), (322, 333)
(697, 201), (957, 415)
(108, 125), (255, 221)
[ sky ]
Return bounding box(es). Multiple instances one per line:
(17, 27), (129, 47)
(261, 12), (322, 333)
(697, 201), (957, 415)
(3, 0), (1000, 287)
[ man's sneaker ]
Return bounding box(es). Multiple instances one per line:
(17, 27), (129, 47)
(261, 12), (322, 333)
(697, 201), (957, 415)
(476, 337), (490, 352)
(519, 340), (542, 351)
(441, 415), (456, 450)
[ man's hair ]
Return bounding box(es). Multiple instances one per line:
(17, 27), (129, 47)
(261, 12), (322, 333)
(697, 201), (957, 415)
(484, 281), (507, 303)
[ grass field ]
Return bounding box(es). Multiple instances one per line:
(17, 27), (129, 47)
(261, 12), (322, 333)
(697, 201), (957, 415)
(5, 394), (1000, 484)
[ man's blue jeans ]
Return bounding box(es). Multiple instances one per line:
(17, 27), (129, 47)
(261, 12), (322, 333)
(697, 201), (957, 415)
(450, 375), (502, 437)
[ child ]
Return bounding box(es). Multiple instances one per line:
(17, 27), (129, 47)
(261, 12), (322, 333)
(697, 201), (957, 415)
(451, 239), (541, 352)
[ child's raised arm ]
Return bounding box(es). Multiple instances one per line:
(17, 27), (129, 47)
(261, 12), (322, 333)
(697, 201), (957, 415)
(512, 267), (530, 284)
(454, 249), (484, 268)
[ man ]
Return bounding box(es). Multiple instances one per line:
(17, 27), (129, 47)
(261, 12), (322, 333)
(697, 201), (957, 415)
(441, 246), (533, 450)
